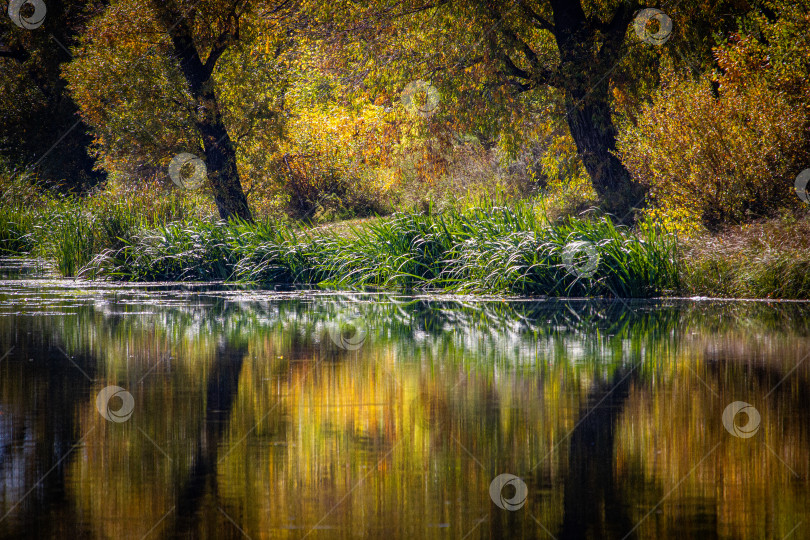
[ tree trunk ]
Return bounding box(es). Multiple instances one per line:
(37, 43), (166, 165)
(194, 88), (253, 222)
(151, 2), (253, 222)
(564, 86), (645, 221)
(550, 0), (645, 222)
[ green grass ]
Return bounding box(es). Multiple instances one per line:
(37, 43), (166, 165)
(85, 219), (243, 281)
(309, 205), (680, 295)
(26, 199), (145, 278)
(0, 206), (38, 254)
(0, 184), (200, 277)
(0, 172), (41, 255)
(81, 203), (681, 297)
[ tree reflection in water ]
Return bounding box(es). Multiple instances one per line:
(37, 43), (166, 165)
(0, 284), (808, 538)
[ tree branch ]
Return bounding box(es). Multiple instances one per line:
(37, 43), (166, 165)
(0, 47), (29, 62)
(499, 25), (541, 71)
(520, 1), (555, 34)
(500, 50), (532, 81)
(490, 16), (556, 89)
(202, 31), (232, 79)
(591, 2), (636, 65)
(202, 2), (243, 79)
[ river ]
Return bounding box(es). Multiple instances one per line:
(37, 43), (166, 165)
(0, 258), (808, 539)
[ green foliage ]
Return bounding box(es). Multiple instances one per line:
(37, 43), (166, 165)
(233, 221), (322, 284)
(38, 203), (97, 277)
(0, 169), (211, 275)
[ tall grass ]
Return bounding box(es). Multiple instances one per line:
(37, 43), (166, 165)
(0, 206), (38, 254)
(86, 203), (680, 297)
(308, 205), (679, 295)
(680, 216), (810, 299)
(27, 198), (148, 277)
(38, 205), (97, 277)
(83, 219), (237, 281)
(0, 179), (205, 277)
(0, 171), (40, 254)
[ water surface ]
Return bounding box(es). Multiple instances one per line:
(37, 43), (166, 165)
(0, 259), (808, 539)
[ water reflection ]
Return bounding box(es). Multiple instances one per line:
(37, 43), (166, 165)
(0, 278), (809, 538)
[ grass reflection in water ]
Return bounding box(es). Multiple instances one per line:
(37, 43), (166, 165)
(0, 282), (808, 539)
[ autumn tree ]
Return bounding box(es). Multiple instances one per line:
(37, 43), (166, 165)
(65, 0), (297, 221)
(330, 0), (754, 220)
(447, 0), (675, 219)
(148, 0), (252, 221)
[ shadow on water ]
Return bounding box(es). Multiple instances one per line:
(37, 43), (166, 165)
(0, 275), (809, 538)
(0, 317), (97, 539)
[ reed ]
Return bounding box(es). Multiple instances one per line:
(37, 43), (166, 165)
(88, 203), (681, 297)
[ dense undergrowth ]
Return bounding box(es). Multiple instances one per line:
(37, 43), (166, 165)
(681, 217), (810, 299)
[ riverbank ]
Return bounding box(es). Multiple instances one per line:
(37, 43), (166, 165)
(1, 199), (808, 299)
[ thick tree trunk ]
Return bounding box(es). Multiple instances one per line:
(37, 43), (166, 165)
(549, 0), (645, 222)
(564, 87), (645, 221)
(194, 88), (253, 222)
(151, 2), (253, 222)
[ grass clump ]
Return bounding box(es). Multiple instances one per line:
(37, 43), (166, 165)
(38, 203), (98, 277)
(0, 172), (214, 277)
(84, 219), (245, 281)
(0, 172), (41, 254)
(307, 205), (678, 296)
(0, 207), (38, 254)
(93, 203), (680, 298)
(441, 214), (679, 297)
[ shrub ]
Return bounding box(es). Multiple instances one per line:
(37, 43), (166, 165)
(618, 4), (810, 231)
(271, 153), (389, 222)
(265, 105), (395, 222)
(619, 75), (808, 231)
